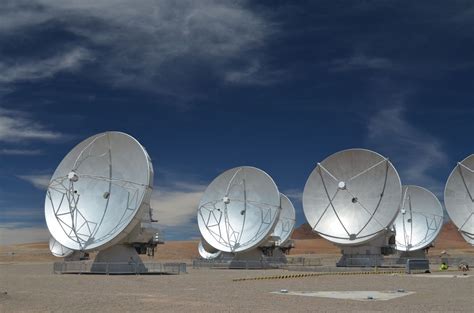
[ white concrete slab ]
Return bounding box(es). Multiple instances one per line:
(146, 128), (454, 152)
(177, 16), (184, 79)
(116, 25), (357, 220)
(271, 290), (415, 301)
(408, 274), (472, 278)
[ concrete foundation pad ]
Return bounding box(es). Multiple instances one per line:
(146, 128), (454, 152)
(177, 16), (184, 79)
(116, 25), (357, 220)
(272, 290), (415, 301)
(407, 274), (472, 278)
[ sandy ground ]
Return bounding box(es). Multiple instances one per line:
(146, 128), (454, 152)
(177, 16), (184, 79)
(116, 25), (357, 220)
(1, 263), (473, 313)
(0, 224), (473, 312)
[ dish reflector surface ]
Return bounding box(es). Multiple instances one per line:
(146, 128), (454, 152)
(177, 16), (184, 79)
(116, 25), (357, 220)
(303, 149), (402, 245)
(393, 185), (444, 251)
(45, 132), (153, 251)
(49, 236), (74, 257)
(444, 154), (474, 245)
(197, 166), (281, 253)
(273, 193), (296, 246)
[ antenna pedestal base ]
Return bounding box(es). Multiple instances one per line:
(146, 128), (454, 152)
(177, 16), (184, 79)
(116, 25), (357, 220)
(65, 251), (89, 261)
(234, 248), (288, 268)
(337, 246), (385, 267)
(228, 249), (266, 268)
(91, 244), (145, 273)
(395, 249), (428, 264)
(198, 248), (288, 269)
(336, 231), (396, 267)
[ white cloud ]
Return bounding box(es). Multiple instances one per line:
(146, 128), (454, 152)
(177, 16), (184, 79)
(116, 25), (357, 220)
(224, 60), (285, 86)
(367, 104), (448, 196)
(0, 47), (93, 84)
(0, 106), (65, 142)
(282, 188), (303, 202)
(17, 174), (51, 190)
(225, 61), (263, 84)
(0, 148), (43, 155)
(151, 181), (206, 228)
(0, 2), (52, 33)
(0, 0), (274, 93)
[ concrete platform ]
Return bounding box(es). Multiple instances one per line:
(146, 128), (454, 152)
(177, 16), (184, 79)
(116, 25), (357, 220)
(272, 290), (416, 301)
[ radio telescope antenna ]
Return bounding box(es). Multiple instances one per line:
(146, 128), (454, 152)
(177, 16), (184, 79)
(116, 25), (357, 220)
(272, 193), (296, 247)
(197, 166), (281, 254)
(393, 185), (444, 252)
(303, 148), (402, 245)
(45, 131), (159, 271)
(303, 149), (402, 266)
(444, 154), (474, 245)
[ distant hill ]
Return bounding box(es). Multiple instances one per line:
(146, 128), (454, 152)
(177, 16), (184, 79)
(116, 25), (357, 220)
(0, 221), (471, 262)
(432, 220), (472, 252)
(291, 223), (320, 239)
(288, 220), (472, 256)
(291, 220), (472, 249)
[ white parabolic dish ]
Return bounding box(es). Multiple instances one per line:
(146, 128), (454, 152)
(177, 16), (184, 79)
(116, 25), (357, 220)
(197, 166), (281, 253)
(273, 193), (296, 246)
(444, 154), (474, 245)
(393, 185), (444, 252)
(44, 131), (154, 251)
(303, 149), (402, 245)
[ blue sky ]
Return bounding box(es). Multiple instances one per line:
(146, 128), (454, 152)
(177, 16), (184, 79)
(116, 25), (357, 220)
(0, 0), (473, 244)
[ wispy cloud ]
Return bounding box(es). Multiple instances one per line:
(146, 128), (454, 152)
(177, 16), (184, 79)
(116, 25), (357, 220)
(224, 60), (286, 86)
(0, 47), (93, 84)
(17, 174), (51, 190)
(151, 181), (206, 230)
(0, 0), (276, 97)
(0, 106), (65, 142)
(0, 148), (43, 156)
(331, 53), (393, 72)
(282, 188), (303, 202)
(367, 104), (448, 196)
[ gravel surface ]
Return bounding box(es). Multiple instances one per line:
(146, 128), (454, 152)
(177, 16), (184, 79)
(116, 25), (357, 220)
(1, 263), (473, 312)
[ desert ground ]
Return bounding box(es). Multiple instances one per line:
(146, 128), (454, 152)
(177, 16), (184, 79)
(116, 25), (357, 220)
(1, 263), (473, 313)
(1, 222), (473, 312)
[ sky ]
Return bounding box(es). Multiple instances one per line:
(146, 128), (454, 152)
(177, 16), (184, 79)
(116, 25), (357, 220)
(0, 0), (473, 245)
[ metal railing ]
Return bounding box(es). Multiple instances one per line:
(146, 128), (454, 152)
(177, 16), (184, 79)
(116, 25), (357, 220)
(53, 261), (186, 275)
(192, 256), (325, 270)
(192, 257), (290, 269)
(286, 257), (322, 266)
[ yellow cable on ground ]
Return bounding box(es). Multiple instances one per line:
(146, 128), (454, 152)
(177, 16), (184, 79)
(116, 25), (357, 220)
(233, 270), (405, 282)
